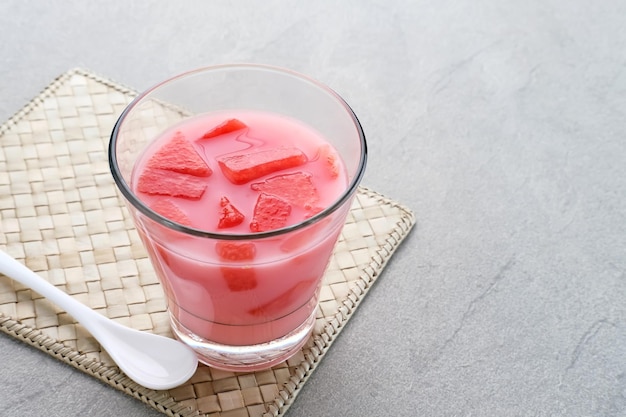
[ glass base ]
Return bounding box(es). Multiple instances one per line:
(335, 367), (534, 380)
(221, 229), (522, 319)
(169, 308), (317, 372)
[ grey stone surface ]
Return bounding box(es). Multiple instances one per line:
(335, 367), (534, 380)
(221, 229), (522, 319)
(1, 0), (625, 416)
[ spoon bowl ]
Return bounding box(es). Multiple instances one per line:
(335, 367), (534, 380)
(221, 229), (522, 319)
(0, 249), (198, 390)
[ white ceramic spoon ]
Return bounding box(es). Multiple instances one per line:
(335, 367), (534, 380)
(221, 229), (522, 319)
(0, 250), (198, 390)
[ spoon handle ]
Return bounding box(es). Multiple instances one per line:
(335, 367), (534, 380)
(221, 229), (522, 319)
(0, 250), (99, 325)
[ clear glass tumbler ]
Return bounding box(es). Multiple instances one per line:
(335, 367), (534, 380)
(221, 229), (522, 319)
(109, 64), (367, 371)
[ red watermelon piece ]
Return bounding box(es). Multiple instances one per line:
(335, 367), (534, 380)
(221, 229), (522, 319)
(318, 143), (341, 179)
(250, 171), (320, 209)
(147, 132), (212, 177)
(249, 193), (292, 232)
(215, 241), (256, 261)
(201, 118), (247, 139)
(221, 267), (257, 291)
(137, 168), (207, 199)
(217, 196), (245, 229)
(217, 146), (307, 185)
(149, 199), (193, 226)
(248, 278), (316, 317)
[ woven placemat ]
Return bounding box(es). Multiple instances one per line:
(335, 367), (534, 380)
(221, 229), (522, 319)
(0, 68), (415, 417)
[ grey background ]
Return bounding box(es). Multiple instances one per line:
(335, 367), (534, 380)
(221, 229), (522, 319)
(1, 1), (625, 416)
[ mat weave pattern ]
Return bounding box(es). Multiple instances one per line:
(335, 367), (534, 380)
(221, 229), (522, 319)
(0, 69), (415, 417)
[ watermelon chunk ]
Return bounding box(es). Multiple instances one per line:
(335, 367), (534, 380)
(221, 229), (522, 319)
(217, 196), (245, 229)
(221, 267), (257, 291)
(201, 118), (247, 139)
(251, 171), (320, 209)
(215, 241), (256, 261)
(217, 146), (307, 185)
(146, 132), (212, 177)
(248, 279), (316, 317)
(249, 193), (292, 232)
(318, 143), (341, 179)
(149, 199), (193, 227)
(137, 168), (207, 199)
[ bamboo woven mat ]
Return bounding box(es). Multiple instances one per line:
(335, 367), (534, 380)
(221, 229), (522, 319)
(0, 68), (415, 417)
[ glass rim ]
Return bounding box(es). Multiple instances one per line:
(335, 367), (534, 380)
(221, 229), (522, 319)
(108, 63), (367, 241)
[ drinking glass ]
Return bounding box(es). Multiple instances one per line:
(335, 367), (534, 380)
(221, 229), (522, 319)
(109, 64), (367, 371)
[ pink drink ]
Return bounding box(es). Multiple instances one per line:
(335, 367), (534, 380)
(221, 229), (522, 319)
(111, 64), (367, 371)
(131, 111), (348, 355)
